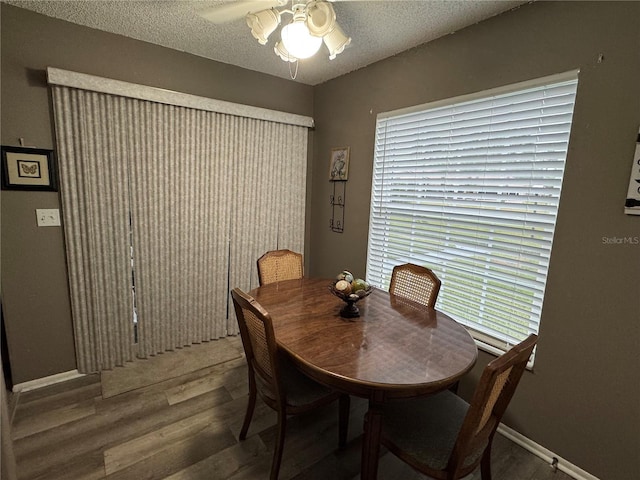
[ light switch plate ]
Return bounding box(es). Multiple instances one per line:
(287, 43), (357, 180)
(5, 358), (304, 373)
(36, 209), (61, 227)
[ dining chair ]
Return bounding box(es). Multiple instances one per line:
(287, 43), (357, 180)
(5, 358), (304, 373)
(257, 249), (304, 286)
(378, 334), (538, 480)
(230, 287), (350, 480)
(388, 263), (442, 308)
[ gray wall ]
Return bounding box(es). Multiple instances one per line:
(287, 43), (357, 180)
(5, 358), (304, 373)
(0, 3), (314, 384)
(2, 1), (639, 479)
(310, 2), (640, 479)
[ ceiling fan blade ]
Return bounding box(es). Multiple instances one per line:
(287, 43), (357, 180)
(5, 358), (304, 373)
(199, 0), (286, 24)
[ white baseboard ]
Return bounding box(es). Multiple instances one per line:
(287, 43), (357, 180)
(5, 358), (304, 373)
(497, 423), (600, 480)
(12, 370), (85, 393)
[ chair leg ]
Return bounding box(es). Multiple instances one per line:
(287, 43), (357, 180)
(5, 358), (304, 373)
(338, 394), (350, 449)
(270, 410), (287, 480)
(240, 375), (257, 440)
(480, 443), (493, 480)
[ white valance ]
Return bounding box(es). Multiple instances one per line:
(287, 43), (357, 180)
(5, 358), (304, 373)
(47, 67), (314, 128)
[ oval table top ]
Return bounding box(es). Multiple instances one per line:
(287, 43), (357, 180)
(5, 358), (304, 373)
(250, 277), (478, 399)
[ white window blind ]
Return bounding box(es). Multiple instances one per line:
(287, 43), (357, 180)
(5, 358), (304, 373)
(367, 73), (578, 357)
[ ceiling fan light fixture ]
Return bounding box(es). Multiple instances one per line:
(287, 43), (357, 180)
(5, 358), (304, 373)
(305, 0), (336, 37)
(323, 23), (351, 60)
(274, 41), (298, 63)
(246, 8), (281, 45)
(281, 17), (322, 60)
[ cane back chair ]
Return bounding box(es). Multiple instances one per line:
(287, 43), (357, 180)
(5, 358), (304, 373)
(389, 263), (442, 308)
(231, 288), (350, 480)
(257, 249), (304, 286)
(379, 334), (538, 480)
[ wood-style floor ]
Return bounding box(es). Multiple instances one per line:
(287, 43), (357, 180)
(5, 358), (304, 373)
(9, 337), (573, 480)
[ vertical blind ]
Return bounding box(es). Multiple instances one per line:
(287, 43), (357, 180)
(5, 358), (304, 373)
(51, 70), (309, 373)
(367, 73), (578, 354)
(52, 87), (138, 371)
(127, 102), (235, 356)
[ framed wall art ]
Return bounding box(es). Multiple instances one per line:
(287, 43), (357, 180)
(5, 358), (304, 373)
(624, 129), (640, 215)
(329, 146), (350, 181)
(1, 145), (57, 191)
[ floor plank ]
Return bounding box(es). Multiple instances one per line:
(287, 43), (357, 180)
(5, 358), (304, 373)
(101, 336), (243, 398)
(10, 336), (576, 480)
(104, 423), (237, 480)
(164, 434), (268, 480)
(104, 411), (229, 475)
(12, 397), (97, 440)
(165, 357), (247, 405)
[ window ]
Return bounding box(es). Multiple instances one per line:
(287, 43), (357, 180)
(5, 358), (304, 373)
(367, 72), (579, 360)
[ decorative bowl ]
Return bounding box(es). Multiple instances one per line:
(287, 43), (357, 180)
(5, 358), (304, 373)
(328, 281), (373, 318)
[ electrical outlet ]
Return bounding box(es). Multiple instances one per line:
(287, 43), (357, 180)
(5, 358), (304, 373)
(36, 209), (61, 227)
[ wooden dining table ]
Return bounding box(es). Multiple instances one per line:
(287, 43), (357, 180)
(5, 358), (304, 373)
(249, 277), (478, 480)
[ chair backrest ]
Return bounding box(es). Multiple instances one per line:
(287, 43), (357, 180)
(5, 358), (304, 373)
(388, 263), (441, 308)
(231, 288), (282, 403)
(257, 249), (304, 286)
(448, 334), (538, 476)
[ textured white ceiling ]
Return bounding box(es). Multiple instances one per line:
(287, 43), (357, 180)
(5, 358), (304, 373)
(4, 0), (528, 85)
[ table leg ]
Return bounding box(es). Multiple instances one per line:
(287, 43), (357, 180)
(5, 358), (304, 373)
(361, 394), (384, 480)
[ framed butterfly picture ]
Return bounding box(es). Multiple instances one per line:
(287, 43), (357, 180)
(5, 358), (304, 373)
(1, 145), (57, 191)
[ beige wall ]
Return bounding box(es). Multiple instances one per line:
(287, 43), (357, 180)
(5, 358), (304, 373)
(310, 2), (640, 479)
(0, 4), (314, 384)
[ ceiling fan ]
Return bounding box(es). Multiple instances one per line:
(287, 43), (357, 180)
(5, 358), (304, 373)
(199, 0), (352, 64)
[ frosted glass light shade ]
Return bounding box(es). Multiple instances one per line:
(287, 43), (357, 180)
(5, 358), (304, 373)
(323, 23), (351, 60)
(306, 0), (336, 37)
(274, 41), (298, 62)
(281, 19), (322, 59)
(246, 8), (281, 45)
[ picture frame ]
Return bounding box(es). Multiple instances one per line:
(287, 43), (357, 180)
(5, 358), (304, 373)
(1, 145), (57, 191)
(329, 146), (350, 181)
(624, 130), (640, 215)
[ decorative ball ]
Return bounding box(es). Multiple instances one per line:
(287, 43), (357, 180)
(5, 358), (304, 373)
(351, 278), (367, 292)
(335, 279), (352, 295)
